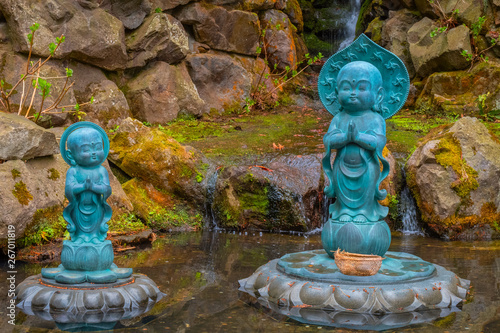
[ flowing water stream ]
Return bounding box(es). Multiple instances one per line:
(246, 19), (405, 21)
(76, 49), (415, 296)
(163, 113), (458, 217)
(3, 231), (500, 332)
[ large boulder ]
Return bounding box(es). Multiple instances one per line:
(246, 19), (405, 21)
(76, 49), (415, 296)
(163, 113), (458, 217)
(281, 0), (303, 32)
(406, 117), (500, 240)
(0, 112), (59, 160)
(260, 9), (297, 71)
(0, 0), (127, 70)
(100, 0), (152, 30)
(380, 9), (420, 79)
(437, 0), (486, 27)
(211, 154), (325, 231)
(124, 61), (205, 124)
(71, 61), (132, 130)
(0, 154), (132, 243)
(108, 118), (212, 207)
(415, 62), (500, 115)
(176, 3), (260, 56)
(126, 13), (189, 68)
(185, 52), (254, 112)
(407, 17), (471, 77)
(0, 155), (67, 242)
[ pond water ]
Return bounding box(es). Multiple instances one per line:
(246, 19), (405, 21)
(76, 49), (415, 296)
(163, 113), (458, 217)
(2, 231), (500, 332)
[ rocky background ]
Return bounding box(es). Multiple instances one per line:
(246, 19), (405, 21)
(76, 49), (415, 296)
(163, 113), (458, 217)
(1, 0), (500, 249)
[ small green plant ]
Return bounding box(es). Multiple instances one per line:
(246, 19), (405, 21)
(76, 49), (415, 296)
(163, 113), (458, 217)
(0, 23), (93, 123)
(427, 0), (459, 37)
(493, 221), (500, 233)
(154, 7), (162, 13)
(244, 21), (322, 112)
(109, 124), (120, 133)
(461, 16), (498, 71)
(387, 194), (399, 220)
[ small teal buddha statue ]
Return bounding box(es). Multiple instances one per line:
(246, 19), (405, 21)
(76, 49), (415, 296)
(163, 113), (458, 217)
(42, 122), (132, 284)
(318, 35), (410, 258)
(322, 61), (389, 224)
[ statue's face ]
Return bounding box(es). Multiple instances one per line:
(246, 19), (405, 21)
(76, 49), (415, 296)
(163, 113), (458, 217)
(336, 62), (382, 113)
(68, 129), (105, 167)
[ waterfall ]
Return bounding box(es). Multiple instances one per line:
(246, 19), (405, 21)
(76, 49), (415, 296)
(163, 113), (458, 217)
(398, 168), (424, 235)
(337, 0), (362, 51)
(204, 169), (220, 230)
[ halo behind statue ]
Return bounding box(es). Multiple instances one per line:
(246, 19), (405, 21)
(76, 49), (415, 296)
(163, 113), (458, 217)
(60, 121), (110, 165)
(318, 34), (410, 119)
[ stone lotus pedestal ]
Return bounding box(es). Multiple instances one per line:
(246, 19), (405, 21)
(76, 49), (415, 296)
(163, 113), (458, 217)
(15, 122), (164, 329)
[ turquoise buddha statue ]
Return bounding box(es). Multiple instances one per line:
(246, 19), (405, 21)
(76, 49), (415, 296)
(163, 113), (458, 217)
(319, 35), (409, 257)
(41, 122), (132, 284)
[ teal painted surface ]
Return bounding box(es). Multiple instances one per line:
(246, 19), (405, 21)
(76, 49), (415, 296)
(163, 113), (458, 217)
(41, 122), (132, 284)
(322, 220), (391, 256)
(320, 35), (410, 256)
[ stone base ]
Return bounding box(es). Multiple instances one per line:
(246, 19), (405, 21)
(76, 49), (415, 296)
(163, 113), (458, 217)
(16, 274), (164, 324)
(239, 250), (470, 314)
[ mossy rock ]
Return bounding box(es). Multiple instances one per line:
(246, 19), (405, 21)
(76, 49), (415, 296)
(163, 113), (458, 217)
(122, 178), (203, 231)
(405, 117), (500, 239)
(108, 118), (212, 207)
(415, 62), (500, 117)
(211, 154), (325, 231)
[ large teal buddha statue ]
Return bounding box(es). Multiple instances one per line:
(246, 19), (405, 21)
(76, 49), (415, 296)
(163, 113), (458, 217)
(319, 35), (409, 257)
(41, 122), (132, 284)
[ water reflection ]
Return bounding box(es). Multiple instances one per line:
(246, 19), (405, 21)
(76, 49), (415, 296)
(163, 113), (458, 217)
(3, 231), (500, 332)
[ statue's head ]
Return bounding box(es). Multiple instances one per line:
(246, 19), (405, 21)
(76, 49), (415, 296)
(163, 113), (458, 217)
(66, 127), (106, 167)
(336, 61), (384, 113)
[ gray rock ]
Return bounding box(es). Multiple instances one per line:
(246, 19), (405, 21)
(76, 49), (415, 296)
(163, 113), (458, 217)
(415, 62), (500, 115)
(438, 0), (485, 27)
(381, 9), (419, 79)
(71, 62), (132, 130)
(0, 113), (59, 160)
(414, 0), (437, 18)
(0, 155), (67, 241)
(100, 0), (152, 30)
(176, 3), (260, 56)
(260, 9), (298, 71)
(151, 0), (194, 11)
(114, 229), (153, 245)
(0, 153), (132, 242)
(408, 17), (471, 77)
(211, 154), (325, 231)
(185, 52), (253, 112)
(125, 61), (205, 124)
(406, 117), (500, 239)
(0, 0), (127, 70)
(126, 13), (189, 68)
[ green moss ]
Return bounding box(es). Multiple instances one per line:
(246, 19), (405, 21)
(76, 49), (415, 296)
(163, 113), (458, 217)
(433, 312), (456, 328)
(303, 33), (332, 55)
(108, 213), (147, 233)
(365, 17), (383, 44)
(47, 168), (60, 180)
(122, 178), (203, 231)
(11, 169), (21, 179)
(12, 181), (33, 206)
(432, 133), (479, 199)
(17, 206), (66, 248)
